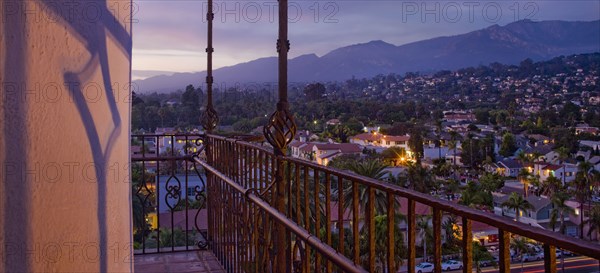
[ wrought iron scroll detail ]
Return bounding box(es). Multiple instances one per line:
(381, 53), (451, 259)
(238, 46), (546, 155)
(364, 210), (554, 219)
(201, 106), (219, 132)
(164, 165), (182, 211)
(292, 238), (305, 273)
(191, 136), (209, 249)
(263, 104), (296, 153)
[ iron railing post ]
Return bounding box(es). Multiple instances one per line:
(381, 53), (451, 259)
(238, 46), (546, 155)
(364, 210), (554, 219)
(462, 218), (472, 273)
(202, 0), (218, 254)
(263, 0), (297, 272)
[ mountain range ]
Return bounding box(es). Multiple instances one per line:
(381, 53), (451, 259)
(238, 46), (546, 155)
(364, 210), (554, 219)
(134, 19), (600, 93)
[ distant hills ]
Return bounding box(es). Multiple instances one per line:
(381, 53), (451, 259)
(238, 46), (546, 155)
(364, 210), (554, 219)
(134, 19), (600, 93)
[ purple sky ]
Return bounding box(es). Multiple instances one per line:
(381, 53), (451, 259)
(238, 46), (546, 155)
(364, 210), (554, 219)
(131, 0), (600, 78)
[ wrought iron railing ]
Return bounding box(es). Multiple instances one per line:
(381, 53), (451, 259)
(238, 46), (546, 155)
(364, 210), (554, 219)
(197, 134), (600, 273)
(131, 134), (208, 254)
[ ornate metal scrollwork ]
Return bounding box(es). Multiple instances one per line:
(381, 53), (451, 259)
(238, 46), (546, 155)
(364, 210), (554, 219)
(191, 136), (206, 158)
(252, 208), (274, 272)
(263, 104), (296, 153)
(201, 106), (219, 132)
(190, 137), (209, 249)
(164, 171), (182, 211)
(292, 238), (305, 273)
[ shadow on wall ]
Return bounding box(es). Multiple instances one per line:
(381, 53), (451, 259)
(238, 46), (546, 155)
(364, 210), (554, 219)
(2, 0), (132, 271)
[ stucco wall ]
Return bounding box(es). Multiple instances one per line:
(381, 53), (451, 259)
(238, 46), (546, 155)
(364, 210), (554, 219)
(1, 0), (132, 272)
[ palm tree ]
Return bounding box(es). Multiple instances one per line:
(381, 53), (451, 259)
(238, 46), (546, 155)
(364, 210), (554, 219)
(460, 181), (493, 209)
(556, 147), (570, 184)
(549, 191), (574, 233)
(516, 150), (529, 165)
(501, 192), (535, 222)
(417, 215), (432, 262)
(570, 173), (591, 239)
(578, 161), (595, 239)
(360, 214), (406, 272)
(341, 159), (399, 215)
(448, 131), (459, 180)
(436, 119), (443, 159)
(348, 159), (389, 180)
(511, 236), (533, 272)
(549, 191), (574, 273)
(467, 133), (474, 169)
(441, 215), (460, 254)
(518, 168), (531, 197)
(540, 175), (562, 199)
(531, 151), (542, 163)
(527, 175), (541, 196)
(585, 204), (600, 241)
(405, 162), (435, 193)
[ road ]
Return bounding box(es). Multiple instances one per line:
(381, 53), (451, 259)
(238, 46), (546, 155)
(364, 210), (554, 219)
(453, 256), (600, 273)
(402, 257), (599, 273)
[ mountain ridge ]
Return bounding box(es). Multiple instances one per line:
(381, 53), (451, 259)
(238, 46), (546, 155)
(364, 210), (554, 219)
(134, 19), (600, 93)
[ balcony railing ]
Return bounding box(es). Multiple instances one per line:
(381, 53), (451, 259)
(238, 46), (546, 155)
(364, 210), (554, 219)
(131, 134), (208, 254)
(132, 134), (600, 273)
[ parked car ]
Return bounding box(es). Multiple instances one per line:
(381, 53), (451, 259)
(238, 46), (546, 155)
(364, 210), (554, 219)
(521, 252), (544, 262)
(479, 257), (499, 267)
(557, 249), (577, 257)
(441, 260), (463, 271)
(415, 262), (434, 273)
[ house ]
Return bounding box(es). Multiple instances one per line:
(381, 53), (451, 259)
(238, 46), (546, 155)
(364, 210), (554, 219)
(313, 143), (362, 165)
(527, 134), (552, 147)
(580, 140), (600, 151)
(472, 221), (500, 246)
(155, 127), (177, 135)
(130, 143), (157, 157)
(494, 193), (561, 228)
(158, 135), (200, 155)
(575, 150), (592, 161)
(532, 162), (578, 185)
(590, 156), (600, 172)
(295, 130), (319, 142)
(444, 150), (464, 167)
(423, 146), (450, 160)
(442, 110), (476, 123)
(349, 132), (410, 150)
(495, 159), (523, 177)
(575, 124), (600, 136)
(567, 201), (596, 239)
(326, 119), (341, 126)
(290, 142), (315, 160)
(524, 144), (556, 162)
(290, 141), (362, 165)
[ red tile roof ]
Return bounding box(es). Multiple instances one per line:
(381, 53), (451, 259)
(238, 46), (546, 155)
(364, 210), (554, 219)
(385, 135), (410, 142)
(314, 143), (362, 153)
(351, 133), (409, 143)
(299, 143), (315, 153)
(542, 164), (562, 171)
(352, 133), (381, 142)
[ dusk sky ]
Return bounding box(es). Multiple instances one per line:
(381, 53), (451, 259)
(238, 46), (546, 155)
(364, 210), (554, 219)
(132, 1), (600, 79)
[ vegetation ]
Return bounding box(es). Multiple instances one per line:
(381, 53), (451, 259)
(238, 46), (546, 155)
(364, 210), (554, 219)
(501, 192), (535, 222)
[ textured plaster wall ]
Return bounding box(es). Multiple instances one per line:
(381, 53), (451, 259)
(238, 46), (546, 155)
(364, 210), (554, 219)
(0, 0), (132, 272)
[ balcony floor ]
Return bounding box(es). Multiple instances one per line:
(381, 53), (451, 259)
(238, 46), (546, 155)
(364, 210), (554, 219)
(134, 251), (225, 273)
